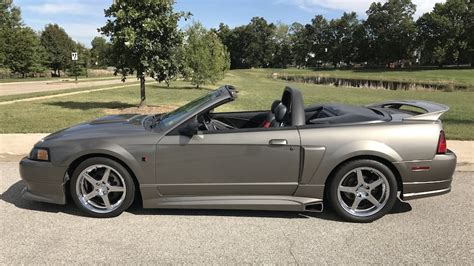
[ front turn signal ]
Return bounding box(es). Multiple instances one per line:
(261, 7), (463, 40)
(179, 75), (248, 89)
(29, 148), (50, 161)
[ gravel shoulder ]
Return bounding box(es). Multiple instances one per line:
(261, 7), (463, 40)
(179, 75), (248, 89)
(0, 163), (472, 264)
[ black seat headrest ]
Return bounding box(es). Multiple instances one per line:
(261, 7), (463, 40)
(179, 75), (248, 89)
(271, 100), (281, 113)
(274, 103), (287, 122)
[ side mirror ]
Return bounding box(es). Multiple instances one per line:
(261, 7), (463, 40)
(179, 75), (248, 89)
(180, 120), (199, 137)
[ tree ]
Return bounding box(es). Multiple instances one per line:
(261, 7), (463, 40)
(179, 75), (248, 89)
(365, 0), (417, 65)
(4, 27), (47, 77)
(90, 37), (111, 68)
(0, 0), (22, 68)
(216, 23), (249, 69)
(215, 18), (277, 69)
(183, 22), (230, 88)
(244, 17), (276, 68)
(416, 0), (471, 66)
(289, 22), (312, 67)
(40, 24), (76, 77)
(307, 15), (330, 66)
(68, 43), (91, 77)
(101, 0), (189, 106)
(327, 12), (360, 67)
(271, 23), (293, 68)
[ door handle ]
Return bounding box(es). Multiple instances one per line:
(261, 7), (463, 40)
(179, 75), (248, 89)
(269, 139), (288, 145)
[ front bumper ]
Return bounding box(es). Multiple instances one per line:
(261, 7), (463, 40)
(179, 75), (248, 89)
(19, 157), (68, 205)
(394, 150), (457, 200)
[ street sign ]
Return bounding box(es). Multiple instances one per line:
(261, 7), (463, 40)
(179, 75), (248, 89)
(71, 52), (78, 61)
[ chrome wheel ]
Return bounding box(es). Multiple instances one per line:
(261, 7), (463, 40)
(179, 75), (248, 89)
(75, 164), (126, 214)
(337, 167), (390, 217)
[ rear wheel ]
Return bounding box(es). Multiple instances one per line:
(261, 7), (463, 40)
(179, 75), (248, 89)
(328, 159), (397, 223)
(70, 157), (135, 218)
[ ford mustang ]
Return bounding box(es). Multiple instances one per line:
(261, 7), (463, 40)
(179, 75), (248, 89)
(20, 85), (456, 222)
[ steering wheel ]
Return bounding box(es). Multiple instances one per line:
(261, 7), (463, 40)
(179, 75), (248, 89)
(198, 113), (216, 131)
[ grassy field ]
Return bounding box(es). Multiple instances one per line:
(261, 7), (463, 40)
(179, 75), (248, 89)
(272, 68), (474, 88)
(0, 68), (472, 139)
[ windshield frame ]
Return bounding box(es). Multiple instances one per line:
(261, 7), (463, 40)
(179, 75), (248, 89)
(154, 87), (232, 131)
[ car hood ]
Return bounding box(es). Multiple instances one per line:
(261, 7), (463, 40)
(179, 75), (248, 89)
(42, 114), (153, 142)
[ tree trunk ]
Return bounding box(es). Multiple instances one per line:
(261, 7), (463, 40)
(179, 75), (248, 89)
(139, 74), (146, 107)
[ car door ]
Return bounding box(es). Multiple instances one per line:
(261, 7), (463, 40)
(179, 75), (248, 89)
(155, 128), (301, 196)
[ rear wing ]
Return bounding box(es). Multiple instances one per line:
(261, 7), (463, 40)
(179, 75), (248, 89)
(367, 100), (449, 121)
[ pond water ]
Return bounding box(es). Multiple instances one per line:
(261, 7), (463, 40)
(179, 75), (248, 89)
(277, 75), (468, 91)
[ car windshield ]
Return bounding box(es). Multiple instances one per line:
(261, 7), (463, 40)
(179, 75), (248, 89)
(157, 90), (221, 129)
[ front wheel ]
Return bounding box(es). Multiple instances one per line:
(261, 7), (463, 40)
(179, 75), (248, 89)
(327, 159), (398, 223)
(70, 157), (135, 218)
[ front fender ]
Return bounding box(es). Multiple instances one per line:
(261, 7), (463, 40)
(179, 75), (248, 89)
(50, 140), (145, 184)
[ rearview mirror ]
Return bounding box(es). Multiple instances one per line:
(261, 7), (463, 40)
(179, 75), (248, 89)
(180, 121), (199, 137)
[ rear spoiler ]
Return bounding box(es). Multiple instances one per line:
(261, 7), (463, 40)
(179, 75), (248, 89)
(367, 100), (449, 121)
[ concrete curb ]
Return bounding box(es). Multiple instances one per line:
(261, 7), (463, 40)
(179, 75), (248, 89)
(1, 133), (472, 170)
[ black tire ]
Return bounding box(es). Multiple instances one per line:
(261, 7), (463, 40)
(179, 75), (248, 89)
(327, 159), (398, 223)
(70, 157), (135, 218)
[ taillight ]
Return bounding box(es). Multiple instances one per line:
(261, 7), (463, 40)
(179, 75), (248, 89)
(437, 131), (447, 154)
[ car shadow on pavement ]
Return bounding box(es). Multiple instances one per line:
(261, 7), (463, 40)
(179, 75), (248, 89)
(1, 181), (412, 221)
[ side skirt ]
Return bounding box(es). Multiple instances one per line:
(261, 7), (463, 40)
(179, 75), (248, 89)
(142, 195), (323, 212)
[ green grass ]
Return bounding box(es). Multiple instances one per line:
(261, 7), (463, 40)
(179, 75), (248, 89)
(272, 68), (474, 88)
(0, 68), (473, 140)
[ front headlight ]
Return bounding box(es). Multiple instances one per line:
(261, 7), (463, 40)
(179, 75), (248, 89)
(29, 148), (50, 161)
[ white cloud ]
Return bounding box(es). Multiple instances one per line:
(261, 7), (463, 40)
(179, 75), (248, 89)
(25, 2), (89, 15)
(285, 0), (446, 18)
(61, 23), (102, 46)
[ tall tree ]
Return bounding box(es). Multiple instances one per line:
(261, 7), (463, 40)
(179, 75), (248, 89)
(307, 15), (330, 66)
(100, 0), (189, 106)
(327, 12), (360, 67)
(271, 23), (293, 68)
(90, 37), (110, 68)
(244, 17), (276, 68)
(40, 24), (75, 77)
(417, 0), (471, 66)
(289, 22), (312, 67)
(0, 0), (22, 68)
(216, 23), (249, 69)
(183, 22), (230, 88)
(4, 27), (47, 77)
(68, 43), (91, 77)
(365, 0), (417, 65)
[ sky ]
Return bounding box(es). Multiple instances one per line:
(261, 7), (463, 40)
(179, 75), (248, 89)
(14, 0), (445, 47)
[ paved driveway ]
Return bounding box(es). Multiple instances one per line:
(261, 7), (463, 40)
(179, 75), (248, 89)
(0, 78), (136, 96)
(0, 162), (472, 264)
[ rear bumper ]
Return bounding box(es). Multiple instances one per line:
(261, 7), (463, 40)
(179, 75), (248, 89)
(19, 157), (67, 205)
(394, 150), (457, 200)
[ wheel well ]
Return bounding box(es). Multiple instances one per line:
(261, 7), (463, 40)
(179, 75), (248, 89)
(324, 155), (403, 196)
(65, 153), (142, 205)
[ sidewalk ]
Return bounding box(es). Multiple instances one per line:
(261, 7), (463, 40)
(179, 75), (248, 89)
(1, 133), (472, 171)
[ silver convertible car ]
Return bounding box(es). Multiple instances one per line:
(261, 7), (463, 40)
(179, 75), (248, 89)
(20, 85), (456, 222)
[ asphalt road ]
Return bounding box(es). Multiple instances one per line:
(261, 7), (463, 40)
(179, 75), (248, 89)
(0, 162), (473, 264)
